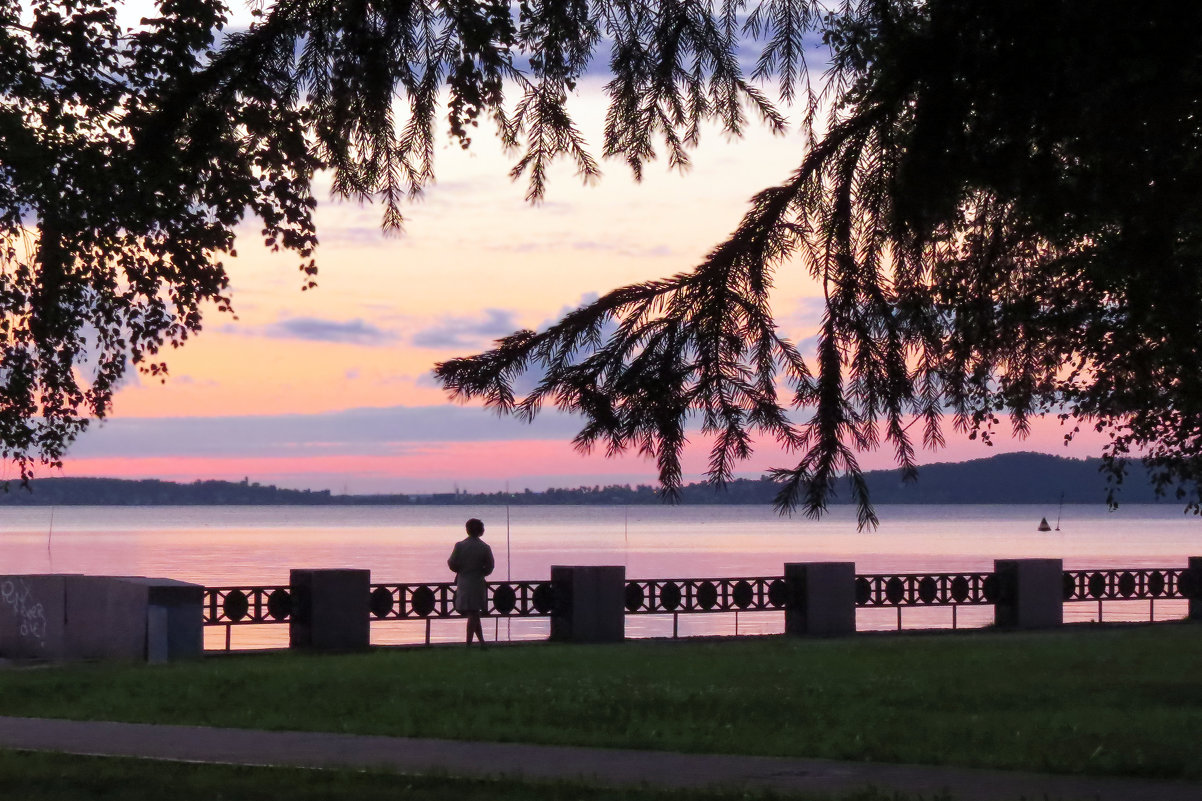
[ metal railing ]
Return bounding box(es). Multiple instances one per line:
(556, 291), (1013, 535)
(206, 585), (292, 625)
(1062, 568), (1192, 622)
(854, 572), (997, 629)
(622, 576), (788, 637)
(201, 565), (1198, 647)
(624, 576), (788, 614)
(367, 580), (557, 619)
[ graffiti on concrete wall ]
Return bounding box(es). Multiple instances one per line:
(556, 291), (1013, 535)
(1, 578), (47, 646)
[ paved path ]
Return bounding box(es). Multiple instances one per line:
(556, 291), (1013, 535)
(1, 715), (1198, 801)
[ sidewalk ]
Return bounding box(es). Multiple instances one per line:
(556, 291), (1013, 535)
(1, 715), (1198, 801)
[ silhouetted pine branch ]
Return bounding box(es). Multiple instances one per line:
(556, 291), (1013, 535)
(438, 2), (1202, 527)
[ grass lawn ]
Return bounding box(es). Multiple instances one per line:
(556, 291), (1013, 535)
(1, 624), (1200, 779)
(0, 751), (945, 801)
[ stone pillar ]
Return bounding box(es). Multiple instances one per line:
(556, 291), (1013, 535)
(994, 559), (1064, 629)
(549, 566), (625, 643)
(1188, 557), (1202, 621)
(289, 569), (371, 650)
(784, 562), (857, 636)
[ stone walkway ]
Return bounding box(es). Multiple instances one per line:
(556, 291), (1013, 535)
(1, 715), (1198, 801)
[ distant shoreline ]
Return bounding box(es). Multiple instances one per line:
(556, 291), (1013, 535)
(0, 452), (1179, 507)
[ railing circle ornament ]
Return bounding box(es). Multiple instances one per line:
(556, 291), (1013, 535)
(951, 575), (971, 603)
(492, 584), (517, 615)
(369, 586), (393, 618)
(659, 581), (682, 611)
(532, 582), (555, 614)
(917, 576), (937, 604)
(1148, 571), (1167, 597)
(1088, 572), (1107, 599)
(697, 581), (718, 610)
(1118, 572), (1136, 598)
(767, 579), (787, 608)
(267, 588), (292, 621)
(732, 580), (753, 609)
(223, 589), (249, 622)
(624, 582), (645, 612)
(982, 574), (1000, 603)
(885, 577), (905, 604)
(1180, 569), (1200, 599)
(1062, 572), (1076, 600)
(410, 586), (436, 617)
(854, 577), (871, 605)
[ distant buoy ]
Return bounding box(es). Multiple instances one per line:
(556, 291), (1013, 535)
(1037, 517), (1052, 532)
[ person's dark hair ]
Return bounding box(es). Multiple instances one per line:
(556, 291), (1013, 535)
(465, 518), (485, 538)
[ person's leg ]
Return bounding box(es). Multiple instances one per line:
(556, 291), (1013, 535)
(465, 612), (480, 644)
(470, 613), (485, 644)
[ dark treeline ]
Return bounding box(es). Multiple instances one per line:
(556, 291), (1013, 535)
(0, 477), (340, 506)
(0, 453), (1173, 507)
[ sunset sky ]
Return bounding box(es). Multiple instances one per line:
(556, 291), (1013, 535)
(49, 4), (1109, 493)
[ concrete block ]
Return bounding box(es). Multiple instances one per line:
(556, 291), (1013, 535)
(784, 562), (857, 636)
(550, 566), (625, 643)
(147, 606), (169, 664)
(995, 559), (1064, 629)
(289, 569), (371, 651)
(62, 576), (204, 662)
(125, 577), (204, 661)
(64, 576), (149, 660)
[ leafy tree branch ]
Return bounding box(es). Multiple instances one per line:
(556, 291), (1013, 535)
(2, 1), (1199, 529)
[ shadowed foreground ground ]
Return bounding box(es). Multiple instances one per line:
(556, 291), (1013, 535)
(1, 715), (1199, 801)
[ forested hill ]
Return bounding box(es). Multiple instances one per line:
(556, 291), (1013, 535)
(0, 453), (1173, 506)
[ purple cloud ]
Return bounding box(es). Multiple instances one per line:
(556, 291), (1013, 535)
(411, 309), (521, 349)
(70, 405), (585, 458)
(243, 316), (399, 346)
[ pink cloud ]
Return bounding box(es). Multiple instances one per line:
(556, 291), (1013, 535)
(53, 412), (1111, 494)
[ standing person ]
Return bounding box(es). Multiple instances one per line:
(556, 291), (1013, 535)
(448, 518), (494, 646)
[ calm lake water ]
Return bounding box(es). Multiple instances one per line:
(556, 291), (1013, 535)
(1, 504), (1197, 648)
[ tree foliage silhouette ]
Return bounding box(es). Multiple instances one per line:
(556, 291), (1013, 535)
(0, 0), (780, 479)
(435, 2), (1202, 525)
(3, 2), (1199, 526)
